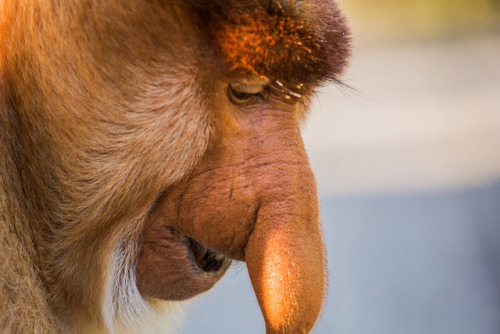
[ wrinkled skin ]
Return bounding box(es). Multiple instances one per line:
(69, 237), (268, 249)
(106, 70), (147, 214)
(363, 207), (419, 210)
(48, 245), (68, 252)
(0, 1), (350, 333)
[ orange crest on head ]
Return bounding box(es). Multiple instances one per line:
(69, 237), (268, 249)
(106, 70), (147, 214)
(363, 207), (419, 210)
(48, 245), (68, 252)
(191, 1), (351, 85)
(214, 10), (316, 77)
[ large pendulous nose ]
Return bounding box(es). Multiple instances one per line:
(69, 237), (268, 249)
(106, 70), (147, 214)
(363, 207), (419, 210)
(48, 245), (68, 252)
(241, 118), (326, 333)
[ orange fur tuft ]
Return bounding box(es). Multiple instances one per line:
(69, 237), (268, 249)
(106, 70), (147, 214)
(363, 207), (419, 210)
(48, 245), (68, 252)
(191, 1), (351, 85)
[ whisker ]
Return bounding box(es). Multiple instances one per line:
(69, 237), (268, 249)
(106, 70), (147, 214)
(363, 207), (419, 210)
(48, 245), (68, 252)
(330, 78), (364, 101)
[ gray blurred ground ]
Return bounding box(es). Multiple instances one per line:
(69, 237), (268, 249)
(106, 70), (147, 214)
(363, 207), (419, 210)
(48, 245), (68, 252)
(182, 34), (500, 334)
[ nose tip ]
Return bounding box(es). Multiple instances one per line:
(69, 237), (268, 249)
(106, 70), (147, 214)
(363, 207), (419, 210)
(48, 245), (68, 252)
(245, 203), (326, 334)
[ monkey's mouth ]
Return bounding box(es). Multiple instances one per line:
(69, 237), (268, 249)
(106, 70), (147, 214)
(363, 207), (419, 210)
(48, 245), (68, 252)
(186, 235), (231, 273)
(136, 225), (232, 301)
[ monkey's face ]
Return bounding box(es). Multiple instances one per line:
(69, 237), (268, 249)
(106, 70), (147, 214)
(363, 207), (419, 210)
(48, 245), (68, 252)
(136, 75), (323, 320)
(2, 1), (349, 333)
(131, 2), (350, 330)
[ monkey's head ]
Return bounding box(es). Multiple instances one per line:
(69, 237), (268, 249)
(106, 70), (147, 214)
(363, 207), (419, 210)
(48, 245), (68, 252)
(1, 0), (350, 333)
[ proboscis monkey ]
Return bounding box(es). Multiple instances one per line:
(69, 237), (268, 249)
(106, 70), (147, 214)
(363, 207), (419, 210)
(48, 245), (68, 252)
(0, 1), (350, 333)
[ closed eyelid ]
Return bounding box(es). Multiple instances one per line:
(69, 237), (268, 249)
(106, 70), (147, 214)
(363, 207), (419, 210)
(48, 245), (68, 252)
(229, 82), (267, 94)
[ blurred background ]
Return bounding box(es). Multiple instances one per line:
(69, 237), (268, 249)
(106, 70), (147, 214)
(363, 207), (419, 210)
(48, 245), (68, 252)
(183, 1), (500, 333)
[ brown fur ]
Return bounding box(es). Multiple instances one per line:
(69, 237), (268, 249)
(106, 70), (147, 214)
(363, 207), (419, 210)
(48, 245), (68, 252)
(0, 0), (350, 333)
(190, 0), (350, 84)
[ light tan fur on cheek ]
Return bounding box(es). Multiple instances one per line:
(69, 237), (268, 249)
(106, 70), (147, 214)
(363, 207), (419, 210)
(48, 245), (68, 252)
(1, 2), (212, 331)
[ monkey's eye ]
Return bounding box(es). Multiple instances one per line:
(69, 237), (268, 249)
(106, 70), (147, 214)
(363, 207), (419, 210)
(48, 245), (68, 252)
(228, 82), (266, 105)
(229, 88), (256, 103)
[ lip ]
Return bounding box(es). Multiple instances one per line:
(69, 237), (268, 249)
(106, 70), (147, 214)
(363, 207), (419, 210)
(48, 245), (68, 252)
(136, 226), (232, 301)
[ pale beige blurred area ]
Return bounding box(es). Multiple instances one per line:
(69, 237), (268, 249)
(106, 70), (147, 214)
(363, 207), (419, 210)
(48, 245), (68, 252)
(303, 0), (500, 195)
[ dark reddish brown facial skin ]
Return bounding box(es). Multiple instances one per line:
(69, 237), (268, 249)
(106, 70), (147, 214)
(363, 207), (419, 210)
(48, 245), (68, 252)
(137, 95), (326, 333)
(136, 225), (231, 301)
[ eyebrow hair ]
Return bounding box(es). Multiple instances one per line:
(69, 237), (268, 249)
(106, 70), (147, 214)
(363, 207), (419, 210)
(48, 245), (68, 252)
(189, 0), (351, 86)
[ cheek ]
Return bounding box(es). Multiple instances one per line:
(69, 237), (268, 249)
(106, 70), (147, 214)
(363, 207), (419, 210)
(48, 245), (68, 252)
(97, 86), (212, 198)
(52, 75), (214, 236)
(113, 79), (214, 186)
